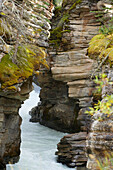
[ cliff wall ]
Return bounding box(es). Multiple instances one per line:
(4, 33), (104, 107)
(0, 0), (112, 169)
(87, 68), (113, 170)
(32, 0), (100, 132)
(0, 0), (53, 168)
(31, 1), (113, 169)
(0, 79), (32, 168)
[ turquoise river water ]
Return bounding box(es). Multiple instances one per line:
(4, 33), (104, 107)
(7, 84), (73, 170)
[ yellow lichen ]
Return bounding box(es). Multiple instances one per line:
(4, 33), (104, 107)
(6, 86), (17, 91)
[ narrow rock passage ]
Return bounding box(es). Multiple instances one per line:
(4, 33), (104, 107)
(6, 84), (72, 170)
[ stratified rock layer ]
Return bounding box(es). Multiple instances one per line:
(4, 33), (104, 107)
(87, 115), (113, 170)
(87, 68), (113, 170)
(31, 0), (100, 132)
(0, 0), (53, 168)
(56, 132), (87, 168)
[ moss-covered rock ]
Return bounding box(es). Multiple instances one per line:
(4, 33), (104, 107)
(0, 0), (53, 91)
(88, 33), (113, 64)
(49, 0), (82, 48)
(0, 45), (48, 90)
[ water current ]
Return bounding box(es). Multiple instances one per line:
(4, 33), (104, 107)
(7, 84), (72, 170)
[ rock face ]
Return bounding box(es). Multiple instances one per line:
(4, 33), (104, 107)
(30, 1), (113, 169)
(0, 0), (53, 168)
(86, 68), (113, 170)
(0, 78), (33, 169)
(56, 132), (87, 168)
(0, 98), (21, 165)
(34, 72), (80, 133)
(0, 0), (53, 91)
(29, 105), (40, 123)
(87, 114), (113, 170)
(31, 0), (100, 132)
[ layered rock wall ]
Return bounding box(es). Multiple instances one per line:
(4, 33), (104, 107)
(86, 68), (113, 170)
(29, 1), (113, 169)
(0, 0), (53, 168)
(56, 132), (87, 168)
(32, 0), (100, 132)
(34, 72), (80, 132)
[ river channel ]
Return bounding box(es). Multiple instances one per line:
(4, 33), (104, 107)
(7, 84), (72, 170)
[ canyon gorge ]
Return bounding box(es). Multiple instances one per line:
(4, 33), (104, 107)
(0, 0), (113, 170)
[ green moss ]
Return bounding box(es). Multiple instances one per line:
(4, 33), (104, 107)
(50, 13), (69, 39)
(88, 33), (113, 64)
(42, 0), (49, 6)
(6, 86), (17, 91)
(0, 45), (48, 90)
(69, 0), (82, 11)
(99, 47), (113, 64)
(50, 0), (82, 48)
(50, 14), (70, 47)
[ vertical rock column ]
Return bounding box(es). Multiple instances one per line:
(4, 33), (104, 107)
(50, 0), (100, 132)
(0, 78), (33, 168)
(0, 97), (22, 168)
(49, 0), (108, 168)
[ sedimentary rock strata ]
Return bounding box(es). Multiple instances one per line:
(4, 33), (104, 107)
(0, 0), (53, 168)
(87, 68), (113, 170)
(30, 1), (113, 169)
(31, 0), (100, 132)
(56, 132), (87, 168)
(87, 115), (113, 170)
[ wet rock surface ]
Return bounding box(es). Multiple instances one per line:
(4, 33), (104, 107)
(0, 97), (21, 168)
(29, 106), (40, 123)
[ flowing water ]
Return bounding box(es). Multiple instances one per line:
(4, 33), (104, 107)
(7, 84), (72, 170)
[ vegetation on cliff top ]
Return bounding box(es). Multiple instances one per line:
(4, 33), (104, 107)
(85, 73), (113, 121)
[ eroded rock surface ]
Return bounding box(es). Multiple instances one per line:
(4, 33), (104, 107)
(34, 72), (80, 133)
(31, 0), (100, 132)
(87, 115), (113, 170)
(30, 1), (113, 169)
(56, 132), (87, 168)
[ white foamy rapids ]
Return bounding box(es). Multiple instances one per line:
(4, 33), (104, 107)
(7, 83), (72, 170)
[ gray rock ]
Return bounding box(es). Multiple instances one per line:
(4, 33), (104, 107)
(56, 132), (87, 168)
